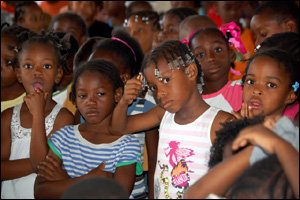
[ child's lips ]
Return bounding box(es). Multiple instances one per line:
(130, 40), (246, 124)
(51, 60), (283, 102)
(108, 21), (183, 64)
(249, 99), (262, 110)
(32, 82), (44, 91)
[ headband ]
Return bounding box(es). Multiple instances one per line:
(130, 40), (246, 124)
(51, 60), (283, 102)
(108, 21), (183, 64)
(111, 36), (136, 62)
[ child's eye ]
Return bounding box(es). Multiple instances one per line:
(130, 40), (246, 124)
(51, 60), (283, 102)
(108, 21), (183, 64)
(97, 92), (105, 96)
(23, 63), (32, 69)
(161, 77), (170, 84)
(78, 94), (86, 99)
(5, 59), (15, 67)
(245, 79), (254, 85)
(215, 47), (222, 53)
(148, 84), (157, 92)
(266, 82), (277, 88)
(195, 52), (205, 59)
(43, 64), (52, 69)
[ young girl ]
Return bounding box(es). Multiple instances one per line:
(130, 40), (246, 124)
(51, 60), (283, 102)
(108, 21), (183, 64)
(34, 60), (142, 199)
(1, 24), (28, 112)
(88, 30), (158, 199)
(1, 32), (74, 198)
(110, 40), (235, 199)
(13, 1), (47, 33)
(239, 49), (299, 120)
(124, 10), (160, 54)
(189, 27), (243, 113)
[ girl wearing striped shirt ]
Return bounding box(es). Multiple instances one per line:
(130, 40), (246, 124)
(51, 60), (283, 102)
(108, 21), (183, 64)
(34, 60), (142, 199)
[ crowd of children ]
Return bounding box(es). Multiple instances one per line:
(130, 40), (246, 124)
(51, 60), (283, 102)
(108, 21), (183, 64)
(1, 1), (299, 199)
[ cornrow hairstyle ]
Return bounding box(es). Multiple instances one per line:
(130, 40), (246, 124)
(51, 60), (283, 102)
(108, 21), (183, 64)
(73, 37), (105, 70)
(227, 155), (295, 199)
(142, 40), (203, 85)
(1, 23), (32, 68)
(93, 29), (144, 77)
(49, 12), (88, 39)
(70, 59), (124, 104)
(164, 7), (198, 22)
(254, 1), (299, 33)
(208, 116), (264, 169)
(243, 49), (300, 97)
(17, 31), (71, 70)
(13, 1), (40, 24)
(125, 10), (160, 30)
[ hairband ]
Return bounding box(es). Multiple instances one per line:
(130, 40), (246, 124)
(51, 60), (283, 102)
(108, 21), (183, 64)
(111, 36), (136, 62)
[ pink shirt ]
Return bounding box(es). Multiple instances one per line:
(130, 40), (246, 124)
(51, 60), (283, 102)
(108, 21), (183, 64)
(202, 80), (243, 113)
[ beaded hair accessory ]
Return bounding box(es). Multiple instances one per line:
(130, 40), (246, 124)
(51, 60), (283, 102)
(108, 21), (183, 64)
(292, 81), (299, 92)
(154, 54), (194, 81)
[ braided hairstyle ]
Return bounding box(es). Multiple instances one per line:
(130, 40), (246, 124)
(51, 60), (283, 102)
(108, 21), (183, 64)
(70, 59), (124, 104)
(17, 31), (71, 70)
(142, 40), (203, 85)
(124, 10), (160, 31)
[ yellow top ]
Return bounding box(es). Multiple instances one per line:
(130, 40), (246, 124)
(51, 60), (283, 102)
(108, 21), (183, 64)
(1, 93), (26, 112)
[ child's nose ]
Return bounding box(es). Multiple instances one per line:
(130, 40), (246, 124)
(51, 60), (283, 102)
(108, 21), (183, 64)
(252, 87), (262, 95)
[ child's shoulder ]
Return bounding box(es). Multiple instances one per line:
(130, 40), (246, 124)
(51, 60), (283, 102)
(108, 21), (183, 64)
(54, 106), (75, 124)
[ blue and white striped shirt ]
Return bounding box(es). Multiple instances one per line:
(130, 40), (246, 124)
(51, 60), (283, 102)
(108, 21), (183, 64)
(48, 125), (142, 177)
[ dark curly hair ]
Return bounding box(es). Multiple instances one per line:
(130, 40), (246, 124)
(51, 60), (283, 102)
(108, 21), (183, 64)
(208, 116), (264, 168)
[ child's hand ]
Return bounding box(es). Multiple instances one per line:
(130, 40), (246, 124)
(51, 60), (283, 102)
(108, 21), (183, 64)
(233, 102), (255, 119)
(86, 162), (113, 178)
(120, 76), (142, 105)
(24, 88), (48, 117)
(37, 155), (69, 181)
(231, 123), (281, 154)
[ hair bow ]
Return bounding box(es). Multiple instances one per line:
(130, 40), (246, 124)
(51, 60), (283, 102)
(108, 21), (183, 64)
(219, 21), (247, 54)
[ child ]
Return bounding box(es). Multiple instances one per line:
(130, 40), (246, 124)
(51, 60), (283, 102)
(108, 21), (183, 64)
(1, 24), (28, 112)
(110, 40), (236, 199)
(89, 30), (158, 199)
(124, 10), (160, 54)
(255, 32), (299, 123)
(160, 7), (197, 42)
(13, 1), (47, 33)
(214, 1), (255, 81)
(34, 60), (142, 199)
(238, 49), (299, 121)
(49, 12), (88, 46)
(1, 31), (74, 199)
(179, 15), (217, 45)
(184, 115), (299, 198)
(250, 1), (299, 47)
(188, 28), (243, 113)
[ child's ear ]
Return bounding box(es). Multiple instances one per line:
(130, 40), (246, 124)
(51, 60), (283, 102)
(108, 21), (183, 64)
(55, 67), (64, 84)
(114, 87), (123, 103)
(284, 20), (297, 32)
(285, 90), (297, 105)
(185, 63), (198, 80)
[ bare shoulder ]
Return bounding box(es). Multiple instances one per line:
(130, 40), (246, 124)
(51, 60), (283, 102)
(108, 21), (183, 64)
(210, 110), (236, 143)
(52, 107), (75, 133)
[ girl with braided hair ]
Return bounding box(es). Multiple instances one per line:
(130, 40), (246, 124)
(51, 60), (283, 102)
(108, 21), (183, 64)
(110, 40), (235, 199)
(1, 31), (74, 198)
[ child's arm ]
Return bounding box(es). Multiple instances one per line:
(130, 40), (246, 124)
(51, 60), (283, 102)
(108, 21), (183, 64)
(184, 146), (253, 199)
(110, 78), (164, 135)
(1, 109), (34, 180)
(34, 150), (109, 199)
(232, 124), (299, 198)
(113, 163), (136, 197)
(145, 127), (159, 199)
